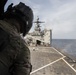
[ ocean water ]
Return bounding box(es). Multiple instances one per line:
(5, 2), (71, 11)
(52, 39), (76, 60)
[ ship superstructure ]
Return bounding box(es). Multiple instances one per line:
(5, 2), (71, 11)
(25, 17), (52, 46)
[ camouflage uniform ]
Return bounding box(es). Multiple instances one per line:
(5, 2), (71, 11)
(0, 20), (32, 75)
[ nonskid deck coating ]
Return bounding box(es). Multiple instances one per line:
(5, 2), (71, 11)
(29, 47), (76, 75)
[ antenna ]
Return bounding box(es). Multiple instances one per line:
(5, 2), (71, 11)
(34, 16), (45, 26)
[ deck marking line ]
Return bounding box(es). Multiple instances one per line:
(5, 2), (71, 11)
(52, 47), (64, 57)
(62, 58), (76, 73)
(52, 47), (76, 73)
(30, 56), (65, 74)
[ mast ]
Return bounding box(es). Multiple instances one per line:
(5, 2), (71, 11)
(34, 17), (44, 33)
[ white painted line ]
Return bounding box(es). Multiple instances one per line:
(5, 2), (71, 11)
(52, 47), (76, 73)
(62, 58), (76, 73)
(30, 56), (65, 74)
(52, 47), (64, 57)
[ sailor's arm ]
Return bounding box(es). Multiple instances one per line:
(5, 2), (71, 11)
(0, 27), (9, 50)
(13, 44), (32, 75)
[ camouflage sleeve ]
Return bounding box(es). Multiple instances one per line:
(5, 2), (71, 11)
(12, 40), (32, 75)
(0, 27), (9, 51)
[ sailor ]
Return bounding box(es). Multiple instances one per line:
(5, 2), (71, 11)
(0, 2), (33, 75)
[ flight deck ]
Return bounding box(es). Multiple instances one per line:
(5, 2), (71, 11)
(29, 46), (76, 75)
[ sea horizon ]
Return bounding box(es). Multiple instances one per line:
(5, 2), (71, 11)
(52, 39), (76, 60)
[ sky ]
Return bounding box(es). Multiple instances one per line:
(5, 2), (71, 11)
(5, 0), (76, 39)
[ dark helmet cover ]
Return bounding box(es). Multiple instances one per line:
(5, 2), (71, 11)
(5, 2), (33, 36)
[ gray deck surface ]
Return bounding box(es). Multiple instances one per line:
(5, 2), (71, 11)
(29, 46), (76, 75)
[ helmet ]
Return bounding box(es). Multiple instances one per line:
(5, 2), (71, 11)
(5, 2), (33, 36)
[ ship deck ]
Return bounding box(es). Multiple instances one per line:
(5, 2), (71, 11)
(29, 46), (76, 75)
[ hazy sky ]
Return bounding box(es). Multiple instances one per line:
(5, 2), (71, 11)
(5, 0), (76, 39)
